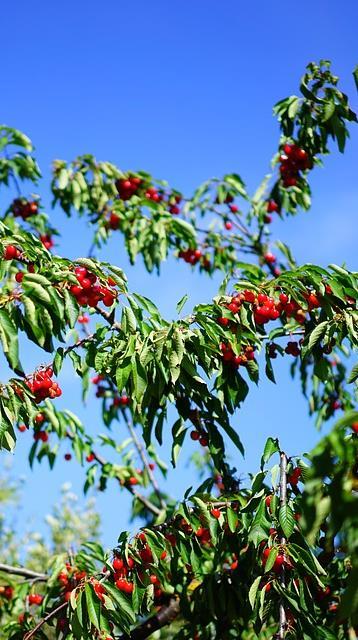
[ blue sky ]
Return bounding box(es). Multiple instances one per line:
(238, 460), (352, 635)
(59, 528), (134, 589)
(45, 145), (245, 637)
(1, 1), (357, 548)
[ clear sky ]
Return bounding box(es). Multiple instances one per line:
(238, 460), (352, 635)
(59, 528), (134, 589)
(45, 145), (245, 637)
(1, 1), (357, 547)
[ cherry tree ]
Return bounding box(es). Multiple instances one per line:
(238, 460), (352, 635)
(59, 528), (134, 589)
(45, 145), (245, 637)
(0, 60), (357, 640)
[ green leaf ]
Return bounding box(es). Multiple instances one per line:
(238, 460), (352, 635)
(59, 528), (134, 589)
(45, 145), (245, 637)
(264, 547), (278, 573)
(279, 504), (295, 539)
(260, 437), (279, 469)
(226, 506), (239, 533)
(347, 362), (358, 384)
(307, 321), (329, 352)
(248, 576), (261, 610)
(176, 294), (189, 314)
(84, 583), (101, 629)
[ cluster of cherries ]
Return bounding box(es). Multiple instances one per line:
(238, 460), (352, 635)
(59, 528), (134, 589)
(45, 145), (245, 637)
(91, 374), (130, 408)
(109, 533), (166, 600)
(219, 342), (256, 368)
(11, 198), (39, 219)
(190, 429), (209, 446)
(278, 143), (311, 188)
(178, 247), (211, 270)
(69, 266), (117, 308)
(115, 176), (142, 201)
(58, 563), (87, 602)
(217, 288), (321, 334)
(115, 175), (182, 215)
(26, 366), (62, 404)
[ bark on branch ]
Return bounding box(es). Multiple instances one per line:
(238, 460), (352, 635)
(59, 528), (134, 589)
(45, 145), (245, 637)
(0, 563), (48, 581)
(119, 597), (180, 640)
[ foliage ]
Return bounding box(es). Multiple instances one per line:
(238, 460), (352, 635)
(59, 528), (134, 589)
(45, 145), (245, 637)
(0, 60), (357, 639)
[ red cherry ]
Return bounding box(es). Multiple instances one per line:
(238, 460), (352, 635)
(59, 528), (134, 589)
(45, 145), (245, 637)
(264, 252), (276, 264)
(265, 495), (272, 508)
(34, 413), (45, 425)
(113, 557), (124, 571)
(210, 508), (221, 519)
(128, 476), (139, 485)
(150, 574), (159, 584)
(225, 221), (233, 230)
(15, 271), (24, 283)
(190, 430), (200, 440)
(266, 200), (279, 213)
(218, 317), (230, 327)
(352, 422), (358, 434)
(199, 436), (208, 447)
(64, 453), (72, 461)
(4, 245), (21, 260)
(86, 453), (95, 462)
(18, 424), (27, 432)
(229, 204), (239, 213)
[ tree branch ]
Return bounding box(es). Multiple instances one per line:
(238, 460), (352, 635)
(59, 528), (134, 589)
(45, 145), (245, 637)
(65, 432), (161, 517)
(0, 563), (47, 581)
(23, 601), (67, 640)
(118, 597), (180, 640)
(122, 409), (167, 510)
(278, 451), (288, 639)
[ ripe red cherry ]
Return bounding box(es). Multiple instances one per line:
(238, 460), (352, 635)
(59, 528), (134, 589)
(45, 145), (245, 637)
(113, 557), (124, 571)
(266, 200), (279, 213)
(264, 252), (276, 264)
(128, 476), (138, 485)
(64, 453), (72, 461)
(225, 221), (233, 230)
(279, 293), (288, 304)
(218, 316), (230, 327)
(109, 213), (120, 230)
(150, 574), (159, 584)
(18, 424), (27, 432)
(4, 245), (21, 260)
(210, 508), (221, 519)
(28, 593), (43, 605)
(34, 413), (45, 425)
(15, 271), (24, 283)
(352, 422), (358, 434)
(265, 495), (272, 508)
(86, 453), (95, 462)
(199, 436), (208, 446)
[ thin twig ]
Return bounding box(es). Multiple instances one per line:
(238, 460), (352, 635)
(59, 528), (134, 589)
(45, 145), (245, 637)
(122, 409), (166, 510)
(23, 601), (68, 640)
(65, 432), (161, 517)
